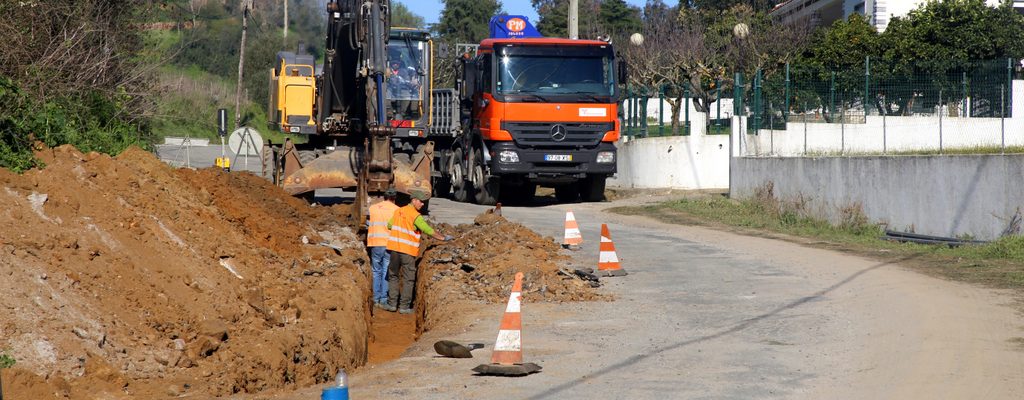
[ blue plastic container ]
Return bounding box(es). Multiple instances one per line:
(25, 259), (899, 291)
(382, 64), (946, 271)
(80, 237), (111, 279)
(321, 386), (349, 400)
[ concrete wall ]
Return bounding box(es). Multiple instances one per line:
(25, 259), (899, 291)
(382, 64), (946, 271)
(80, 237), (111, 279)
(730, 155), (1024, 240)
(608, 128), (730, 190)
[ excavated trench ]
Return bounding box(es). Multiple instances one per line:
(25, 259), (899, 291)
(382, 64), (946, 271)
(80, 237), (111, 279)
(0, 146), (601, 399)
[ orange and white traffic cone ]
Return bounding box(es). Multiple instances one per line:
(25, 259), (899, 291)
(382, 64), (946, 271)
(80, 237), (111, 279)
(598, 224), (627, 277)
(562, 211), (583, 249)
(472, 272), (542, 377)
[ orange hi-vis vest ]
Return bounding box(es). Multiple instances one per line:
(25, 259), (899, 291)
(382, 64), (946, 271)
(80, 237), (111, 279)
(367, 200), (398, 247)
(387, 204), (422, 256)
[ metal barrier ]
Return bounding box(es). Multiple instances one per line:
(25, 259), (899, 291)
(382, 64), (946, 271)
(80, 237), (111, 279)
(429, 89), (460, 137)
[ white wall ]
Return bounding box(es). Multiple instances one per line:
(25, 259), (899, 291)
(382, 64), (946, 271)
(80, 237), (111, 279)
(609, 126), (730, 190)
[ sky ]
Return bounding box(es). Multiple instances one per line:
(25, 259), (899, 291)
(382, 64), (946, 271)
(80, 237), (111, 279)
(397, 0), (680, 26)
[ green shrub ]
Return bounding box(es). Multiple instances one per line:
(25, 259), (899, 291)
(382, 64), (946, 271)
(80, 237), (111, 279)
(0, 76), (152, 172)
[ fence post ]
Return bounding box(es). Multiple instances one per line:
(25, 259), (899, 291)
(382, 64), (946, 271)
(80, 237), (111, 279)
(939, 89), (943, 154)
(754, 69), (762, 134)
(769, 100), (774, 156)
(1002, 84), (1006, 154)
(830, 71), (836, 122)
(864, 56), (870, 116)
(785, 63), (790, 122)
(641, 94), (649, 137)
(962, 71), (968, 117)
(1008, 57), (1013, 117)
(841, 91), (845, 155)
(684, 86), (690, 136)
(716, 79), (722, 128)
(803, 101), (808, 155)
(734, 73), (744, 115)
(883, 100), (887, 154)
(659, 85), (665, 136)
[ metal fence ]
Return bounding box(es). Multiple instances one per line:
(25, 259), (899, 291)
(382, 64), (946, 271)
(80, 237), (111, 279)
(744, 58), (1016, 133)
(622, 81), (735, 137)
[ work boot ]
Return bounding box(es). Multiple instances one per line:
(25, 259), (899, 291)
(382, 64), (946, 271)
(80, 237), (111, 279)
(398, 307), (414, 314)
(382, 303), (398, 312)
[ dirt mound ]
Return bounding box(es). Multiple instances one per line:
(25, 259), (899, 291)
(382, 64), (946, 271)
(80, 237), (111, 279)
(0, 146), (369, 399)
(414, 210), (606, 334)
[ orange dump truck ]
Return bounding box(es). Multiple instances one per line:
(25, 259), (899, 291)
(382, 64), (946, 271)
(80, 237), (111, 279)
(430, 15), (625, 205)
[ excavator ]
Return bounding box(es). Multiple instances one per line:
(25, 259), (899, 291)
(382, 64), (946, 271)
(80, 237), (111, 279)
(264, 0), (433, 222)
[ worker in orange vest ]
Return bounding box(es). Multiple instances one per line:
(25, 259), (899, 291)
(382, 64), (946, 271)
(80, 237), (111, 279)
(367, 188), (399, 307)
(383, 190), (449, 314)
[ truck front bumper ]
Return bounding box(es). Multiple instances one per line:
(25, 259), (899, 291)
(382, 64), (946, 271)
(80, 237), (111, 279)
(486, 141), (617, 180)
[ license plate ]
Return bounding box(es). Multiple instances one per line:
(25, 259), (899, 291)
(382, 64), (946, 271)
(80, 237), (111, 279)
(289, 126), (300, 133)
(544, 154), (572, 162)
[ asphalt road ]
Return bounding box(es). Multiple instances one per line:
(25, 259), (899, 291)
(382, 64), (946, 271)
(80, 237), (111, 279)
(243, 195), (1024, 400)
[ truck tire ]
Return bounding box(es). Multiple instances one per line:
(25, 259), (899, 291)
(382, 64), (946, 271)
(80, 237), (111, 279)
(451, 148), (471, 203)
(555, 182), (580, 203)
(579, 174), (607, 202)
(472, 148), (499, 205)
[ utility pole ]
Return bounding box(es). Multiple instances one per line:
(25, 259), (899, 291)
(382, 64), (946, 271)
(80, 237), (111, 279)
(568, 0), (579, 40)
(235, 0), (253, 129)
(283, 0), (288, 40)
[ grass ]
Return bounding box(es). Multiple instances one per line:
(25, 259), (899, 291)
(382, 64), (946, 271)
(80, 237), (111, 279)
(151, 65), (303, 145)
(609, 189), (1024, 290)
(0, 351), (14, 368)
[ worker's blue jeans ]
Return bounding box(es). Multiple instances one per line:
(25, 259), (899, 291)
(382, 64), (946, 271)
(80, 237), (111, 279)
(369, 246), (389, 303)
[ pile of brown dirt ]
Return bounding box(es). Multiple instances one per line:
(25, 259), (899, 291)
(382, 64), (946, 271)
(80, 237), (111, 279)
(0, 146), (369, 399)
(414, 210), (606, 334)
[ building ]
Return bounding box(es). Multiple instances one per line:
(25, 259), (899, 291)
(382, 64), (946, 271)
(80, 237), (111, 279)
(771, 0), (1010, 31)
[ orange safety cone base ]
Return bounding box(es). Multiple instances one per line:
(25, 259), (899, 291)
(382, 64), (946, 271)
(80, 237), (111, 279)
(563, 211), (583, 246)
(472, 362), (542, 377)
(597, 223), (627, 277)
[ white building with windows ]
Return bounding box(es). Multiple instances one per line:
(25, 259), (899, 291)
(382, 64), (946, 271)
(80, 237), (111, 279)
(771, 0), (1012, 31)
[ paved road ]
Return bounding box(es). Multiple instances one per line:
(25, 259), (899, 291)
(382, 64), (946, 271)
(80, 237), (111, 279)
(243, 195), (1024, 400)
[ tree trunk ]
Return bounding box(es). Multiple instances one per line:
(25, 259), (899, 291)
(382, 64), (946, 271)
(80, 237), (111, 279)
(665, 97), (683, 135)
(234, 6), (249, 129)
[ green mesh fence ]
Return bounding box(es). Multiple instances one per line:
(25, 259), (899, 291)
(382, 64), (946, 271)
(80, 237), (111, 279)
(743, 58), (1014, 131)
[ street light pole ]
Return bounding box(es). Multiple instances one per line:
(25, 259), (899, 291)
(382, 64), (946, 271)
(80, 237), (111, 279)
(569, 0), (579, 40)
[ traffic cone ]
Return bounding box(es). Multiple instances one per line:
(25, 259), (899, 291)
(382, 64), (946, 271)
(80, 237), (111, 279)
(598, 224), (627, 277)
(562, 211), (582, 249)
(472, 272), (542, 377)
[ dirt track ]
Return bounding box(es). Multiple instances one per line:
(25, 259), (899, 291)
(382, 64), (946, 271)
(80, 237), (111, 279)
(255, 196), (1024, 399)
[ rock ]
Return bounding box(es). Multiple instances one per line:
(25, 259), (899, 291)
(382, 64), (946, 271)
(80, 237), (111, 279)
(197, 320), (228, 341)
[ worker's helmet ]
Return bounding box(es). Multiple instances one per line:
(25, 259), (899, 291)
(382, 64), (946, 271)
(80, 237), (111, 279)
(384, 188), (397, 198)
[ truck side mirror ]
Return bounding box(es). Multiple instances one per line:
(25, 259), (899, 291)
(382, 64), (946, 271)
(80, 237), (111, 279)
(618, 60), (628, 84)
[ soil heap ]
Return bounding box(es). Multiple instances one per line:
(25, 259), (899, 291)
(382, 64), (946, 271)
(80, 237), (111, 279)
(414, 211), (606, 334)
(0, 146), (369, 399)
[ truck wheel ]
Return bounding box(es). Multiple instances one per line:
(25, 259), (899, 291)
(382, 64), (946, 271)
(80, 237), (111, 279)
(580, 174), (607, 202)
(451, 148), (471, 202)
(472, 148), (499, 205)
(555, 182), (580, 203)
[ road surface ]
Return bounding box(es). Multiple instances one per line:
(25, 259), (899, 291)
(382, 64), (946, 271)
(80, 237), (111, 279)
(241, 195), (1024, 400)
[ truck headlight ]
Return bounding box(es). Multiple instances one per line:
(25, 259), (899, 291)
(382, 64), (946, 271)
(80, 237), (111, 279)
(597, 151), (615, 163)
(499, 150), (520, 163)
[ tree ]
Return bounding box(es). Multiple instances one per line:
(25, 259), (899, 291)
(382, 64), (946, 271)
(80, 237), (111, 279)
(532, 0), (600, 38)
(599, 0), (641, 36)
(881, 0), (1024, 72)
(435, 0), (502, 43)
(393, 2), (426, 29)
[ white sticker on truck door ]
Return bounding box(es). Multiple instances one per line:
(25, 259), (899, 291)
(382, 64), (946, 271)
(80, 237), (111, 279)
(579, 108), (607, 117)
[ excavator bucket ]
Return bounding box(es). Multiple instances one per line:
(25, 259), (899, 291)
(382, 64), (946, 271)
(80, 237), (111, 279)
(281, 148), (360, 195)
(393, 141), (434, 197)
(280, 141), (434, 198)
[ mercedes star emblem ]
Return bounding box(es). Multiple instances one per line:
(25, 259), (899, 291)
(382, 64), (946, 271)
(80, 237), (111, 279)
(550, 124), (568, 142)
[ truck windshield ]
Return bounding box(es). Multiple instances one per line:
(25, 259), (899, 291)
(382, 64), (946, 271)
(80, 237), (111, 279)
(497, 54), (615, 100)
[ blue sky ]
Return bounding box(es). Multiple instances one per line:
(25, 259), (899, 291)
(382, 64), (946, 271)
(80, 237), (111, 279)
(397, 0), (679, 25)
